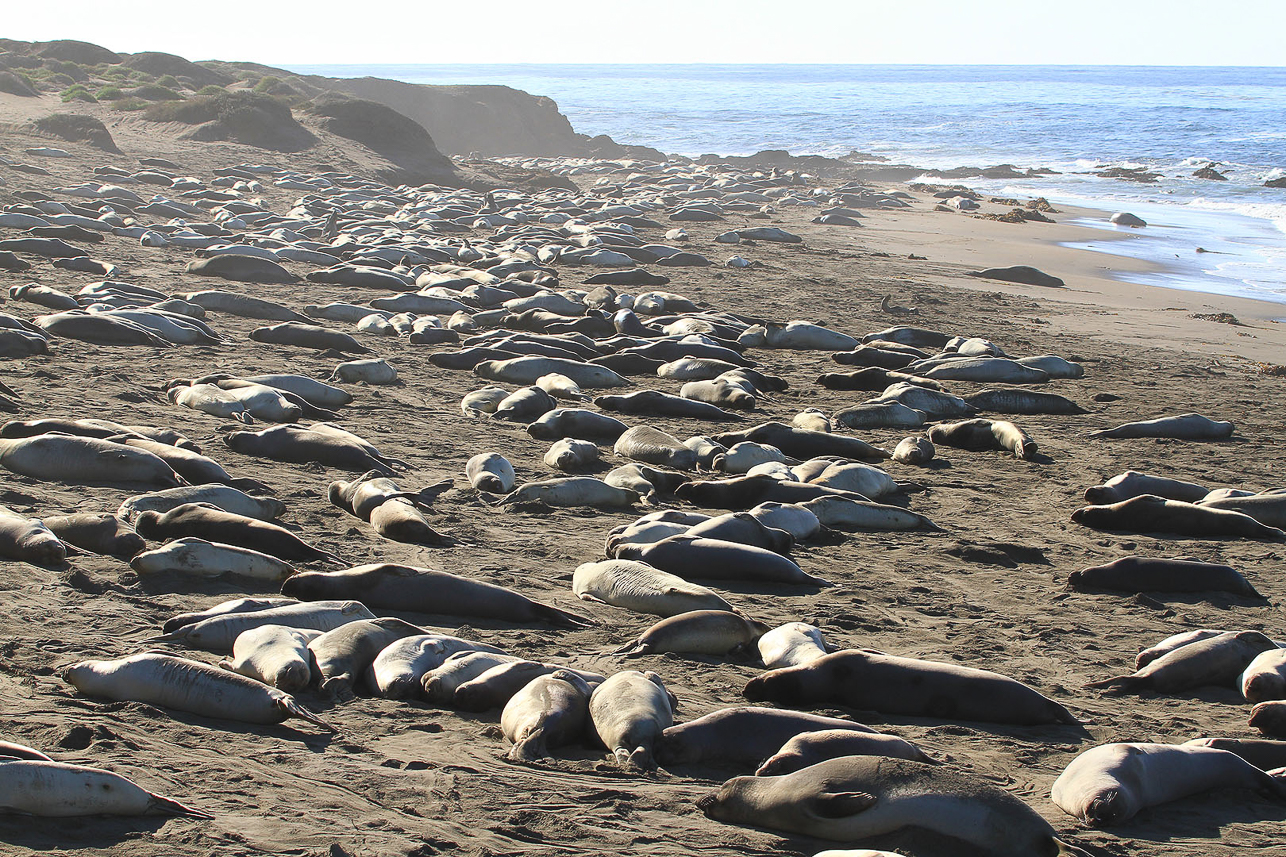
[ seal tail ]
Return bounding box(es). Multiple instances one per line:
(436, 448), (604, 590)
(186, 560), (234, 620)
(1054, 838), (1094, 857)
(505, 736), (548, 763)
(1084, 674), (1142, 695)
(139, 630), (187, 645)
(279, 697), (336, 732)
(147, 793), (214, 819)
(540, 604), (593, 629)
(612, 640), (648, 657)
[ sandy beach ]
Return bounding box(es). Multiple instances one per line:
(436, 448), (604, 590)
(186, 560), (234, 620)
(2, 65), (1286, 857)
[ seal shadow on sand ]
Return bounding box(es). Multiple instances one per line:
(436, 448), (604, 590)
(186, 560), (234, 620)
(0, 815), (174, 849)
(1101, 792), (1286, 843)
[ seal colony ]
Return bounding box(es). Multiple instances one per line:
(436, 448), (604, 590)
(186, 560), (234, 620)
(0, 64), (1284, 857)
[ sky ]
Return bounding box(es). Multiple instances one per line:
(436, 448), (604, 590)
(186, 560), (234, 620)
(7, 0), (1286, 66)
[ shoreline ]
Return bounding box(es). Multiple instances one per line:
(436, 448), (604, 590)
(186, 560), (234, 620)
(846, 190), (1286, 363)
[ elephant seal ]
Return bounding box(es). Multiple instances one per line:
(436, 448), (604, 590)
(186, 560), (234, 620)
(108, 437), (237, 486)
(184, 290), (311, 322)
(500, 477), (638, 508)
(656, 707), (873, 769)
(134, 503), (338, 563)
(149, 600), (376, 653)
(714, 422), (888, 461)
(1086, 630), (1278, 695)
(130, 538), (296, 581)
(282, 563), (588, 628)
(918, 357), (1049, 384)
(466, 452), (515, 493)
(0, 505), (67, 566)
(421, 652), (522, 705)
(1071, 495), (1285, 539)
(699, 756), (1080, 856)
(1090, 413), (1234, 440)
(964, 388), (1086, 415)
(1067, 556), (1262, 598)
(536, 373), (590, 401)
(187, 254), (298, 283)
(218, 624), (321, 692)
(573, 559), (733, 616)
(160, 597), (296, 635)
(330, 358), (397, 385)
(675, 474), (872, 511)
(502, 669), (595, 761)
(833, 402), (925, 430)
(807, 461), (898, 499)
(63, 653), (331, 731)
(758, 623), (829, 669)
(491, 386), (557, 422)
(454, 661), (603, 713)
(680, 379), (755, 410)
(891, 436), (934, 465)
(368, 634), (508, 699)
(527, 408), (630, 441)
(1135, 629), (1225, 670)
(683, 512), (794, 553)
(792, 408), (831, 433)
(0, 435), (183, 487)
(307, 617), (426, 701)
(614, 610), (767, 657)
(756, 728), (936, 775)
(1251, 701), (1286, 736)
(615, 535), (829, 586)
(684, 435), (727, 469)
(0, 742), (52, 762)
(744, 649), (1079, 726)
(0, 760), (210, 818)
(461, 386), (510, 417)
(928, 418), (1037, 459)
(118, 484), (285, 523)
(614, 426), (698, 470)
(475, 356), (628, 388)
(249, 322), (373, 354)
(328, 472), (449, 545)
(604, 463), (689, 504)
(1241, 649), (1286, 703)
(1051, 742), (1286, 826)
(1083, 470), (1209, 505)
(224, 424), (406, 476)
(544, 438), (600, 471)
(589, 670), (675, 769)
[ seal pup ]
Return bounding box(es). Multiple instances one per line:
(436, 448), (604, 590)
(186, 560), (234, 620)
(130, 537), (296, 581)
(421, 652), (523, 705)
(249, 322), (372, 354)
(453, 661), (603, 713)
(758, 623), (830, 669)
(714, 422), (888, 462)
(218, 625), (321, 691)
(1067, 556), (1263, 598)
(161, 597), (296, 634)
(0, 434), (183, 487)
(63, 653), (331, 731)
(502, 669), (596, 761)
(1185, 737), (1286, 771)
(614, 610), (767, 657)
(614, 426), (698, 470)
(1241, 649), (1286, 703)
(1090, 412), (1234, 440)
(1071, 495), (1285, 539)
(1083, 470), (1209, 505)
(699, 756), (1082, 856)
(499, 477), (637, 508)
(1086, 630), (1278, 695)
(38, 511), (141, 558)
(466, 452), (515, 493)
(1135, 629), (1224, 669)
(656, 707), (874, 769)
(1251, 701), (1286, 736)
(573, 559), (733, 617)
(282, 564), (589, 628)
(0, 505), (67, 566)
(589, 670), (675, 769)
(368, 634), (508, 699)
(147, 600), (376, 653)
(614, 536), (829, 586)
(745, 649), (1079, 726)
(307, 617), (426, 701)
(0, 760), (211, 818)
(328, 472), (450, 545)
(928, 418), (1037, 459)
(119, 484), (285, 523)
(544, 438), (600, 471)
(1051, 742), (1286, 826)
(756, 728), (936, 775)
(1198, 492), (1286, 528)
(891, 436), (934, 465)
(461, 386), (510, 417)
(224, 424), (406, 476)
(134, 503), (339, 563)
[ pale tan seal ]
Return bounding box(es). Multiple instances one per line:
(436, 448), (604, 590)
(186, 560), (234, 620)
(1051, 742), (1286, 826)
(613, 610), (766, 657)
(1087, 630), (1277, 695)
(755, 728), (935, 775)
(589, 670), (675, 769)
(501, 669), (595, 761)
(0, 760), (211, 818)
(700, 756), (1085, 856)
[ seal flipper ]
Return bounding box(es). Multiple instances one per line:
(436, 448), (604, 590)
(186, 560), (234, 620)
(1084, 674), (1144, 695)
(277, 696), (336, 731)
(812, 791), (877, 817)
(146, 793), (214, 819)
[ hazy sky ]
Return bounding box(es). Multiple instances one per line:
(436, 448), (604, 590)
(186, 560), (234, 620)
(9, 1), (1286, 66)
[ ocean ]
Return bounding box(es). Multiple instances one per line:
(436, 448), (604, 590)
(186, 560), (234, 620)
(287, 64), (1286, 306)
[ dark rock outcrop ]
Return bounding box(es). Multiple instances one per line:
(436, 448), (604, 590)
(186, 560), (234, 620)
(32, 113), (119, 152)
